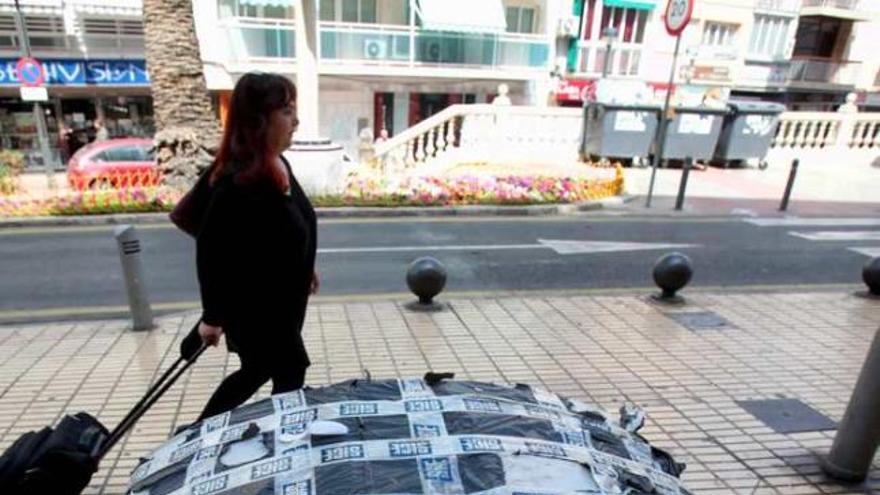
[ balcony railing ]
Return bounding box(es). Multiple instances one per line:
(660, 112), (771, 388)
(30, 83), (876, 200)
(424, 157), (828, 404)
(574, 43), (642, 77)
(213, 20), (549, 71)
(739, 58), (861, 88)
(801, 0), (859, 9)
(319, 22), (550, 70)
(788, 58), (860, 85)
(754, 0), (801, 14)
(218, 17), (296, 62)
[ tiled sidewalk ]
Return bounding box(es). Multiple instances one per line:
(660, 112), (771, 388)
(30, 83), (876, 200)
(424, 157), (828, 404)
(0, 290), (878, 494)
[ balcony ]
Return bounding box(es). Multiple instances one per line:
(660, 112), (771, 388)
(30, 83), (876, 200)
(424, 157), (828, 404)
(788, 57), (860, 86)
(214, 20), (550, 74)
(800, 0), (874, 21)
(754, 0), (801, 15)
(739, 58), (860, 89)
(217, 17), (296, 63)
(573, 43), (642, 78)
(319, 22), (550, 72)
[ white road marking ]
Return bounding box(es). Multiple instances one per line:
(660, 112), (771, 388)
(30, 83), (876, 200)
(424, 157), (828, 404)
(746, 218), (880, 227)
(319, 239), (701, 255)
(789, 231), (880, 241)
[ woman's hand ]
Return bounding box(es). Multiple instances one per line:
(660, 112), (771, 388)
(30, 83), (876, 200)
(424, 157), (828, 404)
(198, 321), (223, 347)
(310, 270), (320, 295)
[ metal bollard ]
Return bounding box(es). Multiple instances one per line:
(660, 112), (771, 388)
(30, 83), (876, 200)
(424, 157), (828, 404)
(114, 225), (154, 331)
(779, 159), (799, 212)
(822, 326), (880, 482)
(674, 157), (693, 211)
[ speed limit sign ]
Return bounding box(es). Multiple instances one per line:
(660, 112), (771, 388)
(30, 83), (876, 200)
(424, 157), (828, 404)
(664, 0), (693, 36)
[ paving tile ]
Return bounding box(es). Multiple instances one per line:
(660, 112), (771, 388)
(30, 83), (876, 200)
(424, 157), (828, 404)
(0, 291), (877, 494)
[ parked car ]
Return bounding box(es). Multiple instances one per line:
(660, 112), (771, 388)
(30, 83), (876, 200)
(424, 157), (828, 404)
(67, 138), (159, 190)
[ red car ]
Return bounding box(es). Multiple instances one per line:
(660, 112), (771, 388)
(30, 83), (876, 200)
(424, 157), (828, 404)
(67, 138), (160, 190)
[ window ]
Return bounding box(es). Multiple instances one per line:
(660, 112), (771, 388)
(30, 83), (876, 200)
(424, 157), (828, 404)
(98, 146), (147, 162)
(793, 16), (841, 58)
(342, 0), (376, 23)
(218, 0), (293, 19)
(506, 6), (536, 33)
(320, 0), (335, 21)
(321, 0), (375, 23)
(749, 14), (792, 59)
(588, 4), (648, 44)
(702, 22), (737, 47)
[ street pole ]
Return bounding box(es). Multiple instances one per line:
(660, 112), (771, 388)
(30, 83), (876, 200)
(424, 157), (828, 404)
(12, 0), (55, 189)
(645, 34), (682, 208)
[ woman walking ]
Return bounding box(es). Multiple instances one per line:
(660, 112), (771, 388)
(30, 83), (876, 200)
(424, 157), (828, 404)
(195, 72), (318, 421)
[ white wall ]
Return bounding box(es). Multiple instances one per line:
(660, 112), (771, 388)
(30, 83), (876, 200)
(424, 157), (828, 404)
(319, 83), (373, 156)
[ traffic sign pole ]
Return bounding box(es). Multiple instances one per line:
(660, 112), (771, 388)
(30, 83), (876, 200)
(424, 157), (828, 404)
(646, 0), (693, 208)
(646, 34), (682, 208)
(12, 0), (55, 189)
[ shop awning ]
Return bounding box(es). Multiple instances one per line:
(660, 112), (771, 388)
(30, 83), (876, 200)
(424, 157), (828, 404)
(239, 0), (296, 6)
(602, 0), (657, 10)
(415, 0), (507, 34)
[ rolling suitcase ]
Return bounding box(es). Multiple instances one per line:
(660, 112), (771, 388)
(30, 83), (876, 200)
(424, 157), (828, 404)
(0, 323), (207, 495)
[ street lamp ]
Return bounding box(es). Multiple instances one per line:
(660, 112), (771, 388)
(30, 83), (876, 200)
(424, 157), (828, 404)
(601, 26), (619, 78)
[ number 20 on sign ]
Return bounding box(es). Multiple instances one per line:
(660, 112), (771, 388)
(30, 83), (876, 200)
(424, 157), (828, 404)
(664, 0), (694, 36)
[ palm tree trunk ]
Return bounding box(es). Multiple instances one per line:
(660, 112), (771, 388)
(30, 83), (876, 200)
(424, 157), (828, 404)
(143, 0), (218, 186)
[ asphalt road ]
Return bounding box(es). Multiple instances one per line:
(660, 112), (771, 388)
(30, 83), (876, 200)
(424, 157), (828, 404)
(0, 215), (876, 323)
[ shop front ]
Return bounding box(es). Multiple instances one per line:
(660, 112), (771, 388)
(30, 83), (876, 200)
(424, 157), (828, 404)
(0, 57), (152, 168)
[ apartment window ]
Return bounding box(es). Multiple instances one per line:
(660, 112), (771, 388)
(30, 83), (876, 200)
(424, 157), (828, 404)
(749, 14), (791, 59)
(218, 0), (293, 19)
(506, 6), (536, 33)
(793, 16), (841, 58)
(591, 4), (648, 44)
(320, 0), (376, 23)
(702, 22), (737, 47)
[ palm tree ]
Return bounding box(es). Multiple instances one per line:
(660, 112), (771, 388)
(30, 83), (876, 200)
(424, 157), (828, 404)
(143, 0), (219, 187)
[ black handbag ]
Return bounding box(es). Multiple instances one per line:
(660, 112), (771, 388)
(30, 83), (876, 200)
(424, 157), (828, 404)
(169, 169), (212, 238)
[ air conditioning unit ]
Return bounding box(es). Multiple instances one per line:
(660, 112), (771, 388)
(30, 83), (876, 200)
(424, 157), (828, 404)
(422, 40), (442, 62)
(363, 38), (388, 59)
(557, 16), (579, 38)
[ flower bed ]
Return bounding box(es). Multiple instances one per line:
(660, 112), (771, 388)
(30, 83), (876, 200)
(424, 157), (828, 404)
(0, 166), (625, 217)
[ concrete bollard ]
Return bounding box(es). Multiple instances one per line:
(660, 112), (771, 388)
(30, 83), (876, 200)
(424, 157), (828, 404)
(652, 252), (693, 304)
(406, 257), (447, 311)
(114, 225), (154, 330)
(822, 326), (880, 482)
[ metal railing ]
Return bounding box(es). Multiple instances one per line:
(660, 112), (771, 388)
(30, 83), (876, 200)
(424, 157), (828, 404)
(754, 0), (802, 13)
(788, 58), (861, 85)
(319, 22), (550, 70)
(801, 0), (859, 9)
(217, 17), (296, 62)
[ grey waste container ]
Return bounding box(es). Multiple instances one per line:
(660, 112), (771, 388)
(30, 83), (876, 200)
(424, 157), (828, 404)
(714, 101), (785, 169)
(580, 102), (660, 165)
(661, 106), (727, 161)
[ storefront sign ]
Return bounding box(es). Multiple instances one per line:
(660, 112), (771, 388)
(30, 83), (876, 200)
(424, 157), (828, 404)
(555, 79), (595, 104)
(0, 59), (149, 86)
(20, 86), (48, 102)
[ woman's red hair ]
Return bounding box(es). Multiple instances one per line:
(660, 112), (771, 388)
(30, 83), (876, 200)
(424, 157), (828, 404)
(211, 72), (295, 192)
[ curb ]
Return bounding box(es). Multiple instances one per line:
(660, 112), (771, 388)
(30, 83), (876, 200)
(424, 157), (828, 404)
(0, 196), (633, 229)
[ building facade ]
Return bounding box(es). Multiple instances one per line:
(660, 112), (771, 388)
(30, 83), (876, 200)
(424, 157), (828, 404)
(0, 0), (151, 166)
(559, 0), (880, 111)
(193, 0), (560, 156)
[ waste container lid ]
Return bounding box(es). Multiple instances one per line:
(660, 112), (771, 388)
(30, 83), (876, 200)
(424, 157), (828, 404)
(594, 102), (661, 112)
(672, 105), (729, 115)
(727, 100), (786, 114)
